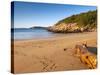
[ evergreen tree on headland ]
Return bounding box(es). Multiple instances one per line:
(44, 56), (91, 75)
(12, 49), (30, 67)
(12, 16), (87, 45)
(56, 10), (97, 29)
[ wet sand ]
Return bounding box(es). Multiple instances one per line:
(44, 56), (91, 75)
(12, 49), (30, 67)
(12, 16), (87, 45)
(12, 32), (97, 73)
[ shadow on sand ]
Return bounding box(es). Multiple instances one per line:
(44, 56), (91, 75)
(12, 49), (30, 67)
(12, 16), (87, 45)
(87, 46), (97, 55)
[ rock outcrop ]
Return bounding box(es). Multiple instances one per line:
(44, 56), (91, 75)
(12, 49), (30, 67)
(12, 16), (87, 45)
(47, 10), (97, 33)
(47, 23), (84, 33)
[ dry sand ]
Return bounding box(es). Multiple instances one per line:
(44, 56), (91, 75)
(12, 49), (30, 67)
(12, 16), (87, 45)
(12, 32), (97, 73)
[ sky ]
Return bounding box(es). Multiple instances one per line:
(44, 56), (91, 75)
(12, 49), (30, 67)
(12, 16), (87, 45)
(12, 1), (97, 28)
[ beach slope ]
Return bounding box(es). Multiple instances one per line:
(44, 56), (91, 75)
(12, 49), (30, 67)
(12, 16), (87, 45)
(12, 32), (97, 73)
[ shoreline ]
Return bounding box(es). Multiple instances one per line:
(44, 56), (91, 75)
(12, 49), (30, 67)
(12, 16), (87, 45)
(12, 31), (97, 73)
(13, 31), (97, 41)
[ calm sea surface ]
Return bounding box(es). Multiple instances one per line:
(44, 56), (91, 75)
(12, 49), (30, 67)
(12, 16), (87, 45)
(11, 28), (58, 40)
(11, 28), (84, 40)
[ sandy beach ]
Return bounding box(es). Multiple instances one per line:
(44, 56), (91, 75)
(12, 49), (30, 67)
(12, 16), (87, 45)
(12, 32), (97, 73)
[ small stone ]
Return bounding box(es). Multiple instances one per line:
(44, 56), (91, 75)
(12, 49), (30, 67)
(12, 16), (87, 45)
(64, 48), (67, 51)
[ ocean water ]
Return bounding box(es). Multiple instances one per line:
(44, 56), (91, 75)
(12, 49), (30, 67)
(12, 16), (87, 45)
(11, 28), (55, 40)
(11, 28), (82, 40)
